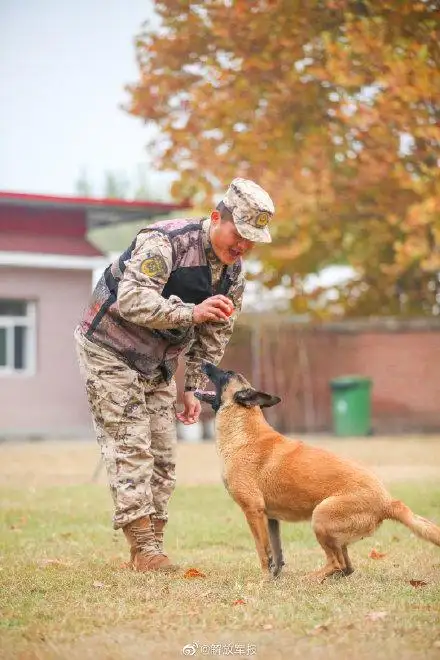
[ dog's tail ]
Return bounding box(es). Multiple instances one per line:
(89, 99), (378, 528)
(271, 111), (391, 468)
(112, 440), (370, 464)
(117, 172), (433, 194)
(385, 500), (440, 547)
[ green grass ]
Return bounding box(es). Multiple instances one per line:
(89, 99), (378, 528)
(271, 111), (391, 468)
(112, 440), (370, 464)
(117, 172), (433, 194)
(1, 482), (440, 659)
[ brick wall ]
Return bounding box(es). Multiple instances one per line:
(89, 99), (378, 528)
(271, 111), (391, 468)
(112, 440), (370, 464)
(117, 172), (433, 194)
(177, 317), (440, 435)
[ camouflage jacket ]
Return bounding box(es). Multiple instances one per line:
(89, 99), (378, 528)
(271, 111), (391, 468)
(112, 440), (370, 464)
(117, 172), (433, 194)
(78, 218), (245, 390)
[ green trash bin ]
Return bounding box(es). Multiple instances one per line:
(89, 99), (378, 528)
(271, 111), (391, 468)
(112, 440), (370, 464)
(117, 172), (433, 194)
(330, 375), (372, 437)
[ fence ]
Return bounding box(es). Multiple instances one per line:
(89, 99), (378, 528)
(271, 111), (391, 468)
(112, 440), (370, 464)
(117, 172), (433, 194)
(176, 316), (440, 435)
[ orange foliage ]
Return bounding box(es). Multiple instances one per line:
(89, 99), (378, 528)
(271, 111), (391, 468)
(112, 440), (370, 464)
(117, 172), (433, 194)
(126, 0), (440, 317)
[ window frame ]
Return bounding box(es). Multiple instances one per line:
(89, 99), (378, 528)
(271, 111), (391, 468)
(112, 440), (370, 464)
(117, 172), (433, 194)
(0, 300), (37, 377)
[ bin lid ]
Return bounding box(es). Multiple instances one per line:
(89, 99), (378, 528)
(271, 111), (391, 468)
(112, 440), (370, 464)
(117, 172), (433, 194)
(330, 375), (372, 390)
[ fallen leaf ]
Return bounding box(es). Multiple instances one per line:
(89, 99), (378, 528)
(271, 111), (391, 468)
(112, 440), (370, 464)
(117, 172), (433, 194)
(232, 599), (246, 605)
(310, 623), (330, 635)
(183, 568), (206, 579)
(409, 579), (428, 588)
(262, 624), (273, 630)
(368, 548), (387, 559)
(365, 611), (388, 622)
(92, 581), (107, 589)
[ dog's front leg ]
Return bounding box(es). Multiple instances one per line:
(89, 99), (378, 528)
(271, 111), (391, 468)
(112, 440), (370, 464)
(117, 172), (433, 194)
(268, 518), (285, 577)
(242, 504), (273, 577)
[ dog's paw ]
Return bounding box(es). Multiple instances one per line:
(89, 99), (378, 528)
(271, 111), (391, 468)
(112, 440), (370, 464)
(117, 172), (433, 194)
(270, 562), (284, 578)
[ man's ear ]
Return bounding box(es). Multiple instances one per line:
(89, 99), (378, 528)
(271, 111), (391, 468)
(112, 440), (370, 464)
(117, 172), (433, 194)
(210, 210), (221, 226)
(233, 388), (281, 409)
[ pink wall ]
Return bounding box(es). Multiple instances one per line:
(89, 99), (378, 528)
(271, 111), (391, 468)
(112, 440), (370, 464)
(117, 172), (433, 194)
(0, 267), (93, 437)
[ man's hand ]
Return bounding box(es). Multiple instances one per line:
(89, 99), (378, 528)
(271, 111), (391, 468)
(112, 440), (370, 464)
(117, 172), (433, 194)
(176, 391), (202, 425)
(193, 295), (234, 324)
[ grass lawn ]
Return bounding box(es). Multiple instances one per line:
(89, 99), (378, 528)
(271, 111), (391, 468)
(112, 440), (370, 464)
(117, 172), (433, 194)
(1, 438), (440, 659)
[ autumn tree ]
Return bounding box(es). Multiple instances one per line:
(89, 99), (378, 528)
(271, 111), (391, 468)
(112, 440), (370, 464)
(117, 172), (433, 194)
(126, 0), (440, 317)
(74, 165), (159, 201)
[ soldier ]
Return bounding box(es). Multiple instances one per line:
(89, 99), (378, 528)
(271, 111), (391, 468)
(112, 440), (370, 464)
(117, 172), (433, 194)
(74, 177), (275, 572)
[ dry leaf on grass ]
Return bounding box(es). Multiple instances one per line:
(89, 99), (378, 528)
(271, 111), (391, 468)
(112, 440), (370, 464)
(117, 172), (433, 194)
(365, 611), (388, 622)
(92, 581), (108, 589)
(9, 517), (27, 532)
(183, 568), (206, 579)
(37, 558), (70, 568)
(368, 548), (387, 559)
(310, 623), (330, 635)
(232, 598), (246, 605)
(409, 579), (428, 588)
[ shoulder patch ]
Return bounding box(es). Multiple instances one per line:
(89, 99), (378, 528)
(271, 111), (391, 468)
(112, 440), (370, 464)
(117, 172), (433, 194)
(140, 254), (168, 278)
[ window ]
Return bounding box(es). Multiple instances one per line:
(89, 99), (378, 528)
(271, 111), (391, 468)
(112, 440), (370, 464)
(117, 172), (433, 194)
(0, 299), (36, 375)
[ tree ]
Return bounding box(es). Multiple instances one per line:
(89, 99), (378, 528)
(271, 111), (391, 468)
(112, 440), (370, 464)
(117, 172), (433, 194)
(75, 168), (94, 197)
(74, 166), (161, 201)
(126, 0), (440, 317)
(103, 170), (131, 199)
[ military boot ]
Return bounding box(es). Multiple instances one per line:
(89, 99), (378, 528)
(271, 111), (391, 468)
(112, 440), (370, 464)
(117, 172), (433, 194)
(152, 518), (167, 554)
(122, 516), (177, 572)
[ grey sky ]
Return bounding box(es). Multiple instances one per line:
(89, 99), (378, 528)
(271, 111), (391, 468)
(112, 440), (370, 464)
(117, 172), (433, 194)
(0, 0), (172, 198)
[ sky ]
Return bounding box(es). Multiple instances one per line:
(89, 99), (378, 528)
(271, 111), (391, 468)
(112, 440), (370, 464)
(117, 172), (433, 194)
(0, 0), (173, 199)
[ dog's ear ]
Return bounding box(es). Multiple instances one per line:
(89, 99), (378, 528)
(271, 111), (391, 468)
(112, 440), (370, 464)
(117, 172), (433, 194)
(194, 391), (216, 405)
(234, 388), (281, 409)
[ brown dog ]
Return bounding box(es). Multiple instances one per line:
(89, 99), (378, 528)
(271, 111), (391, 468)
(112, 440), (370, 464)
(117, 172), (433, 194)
(195, 363), (440, 581)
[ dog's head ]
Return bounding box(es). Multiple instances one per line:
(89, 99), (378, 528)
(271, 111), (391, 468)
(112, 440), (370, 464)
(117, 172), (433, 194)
(194, 362), (281, 413)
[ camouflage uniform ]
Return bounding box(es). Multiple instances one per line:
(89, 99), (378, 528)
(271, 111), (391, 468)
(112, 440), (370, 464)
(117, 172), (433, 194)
(75, 330), (178, 527)
(74, 178), (275, 536)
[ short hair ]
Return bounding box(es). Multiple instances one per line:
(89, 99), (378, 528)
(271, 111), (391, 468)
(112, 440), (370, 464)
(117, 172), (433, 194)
(216, 201), (234, 223)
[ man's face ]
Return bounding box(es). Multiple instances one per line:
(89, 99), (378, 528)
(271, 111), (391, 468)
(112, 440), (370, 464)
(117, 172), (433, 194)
(210, 211), (255, 265)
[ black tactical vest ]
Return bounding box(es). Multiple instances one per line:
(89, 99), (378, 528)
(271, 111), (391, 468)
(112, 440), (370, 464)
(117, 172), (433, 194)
(80, 218), (241, 382)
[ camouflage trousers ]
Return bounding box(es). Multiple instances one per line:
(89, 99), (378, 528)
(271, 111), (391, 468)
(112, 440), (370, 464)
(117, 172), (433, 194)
(74, 328), (177, 530)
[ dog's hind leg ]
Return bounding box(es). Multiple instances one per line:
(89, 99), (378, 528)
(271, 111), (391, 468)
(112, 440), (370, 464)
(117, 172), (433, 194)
(268, 518), (285, 577)
(309, 494), (380, 581)
(308, 531), (346, 582)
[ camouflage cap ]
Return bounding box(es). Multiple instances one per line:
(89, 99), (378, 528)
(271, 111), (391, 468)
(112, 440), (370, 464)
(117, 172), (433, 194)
(222, 177), (275, 244)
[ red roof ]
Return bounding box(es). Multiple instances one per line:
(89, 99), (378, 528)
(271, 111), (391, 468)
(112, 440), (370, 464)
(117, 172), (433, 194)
(0, 191), (191, 228)
(0, 233), (103, 257)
